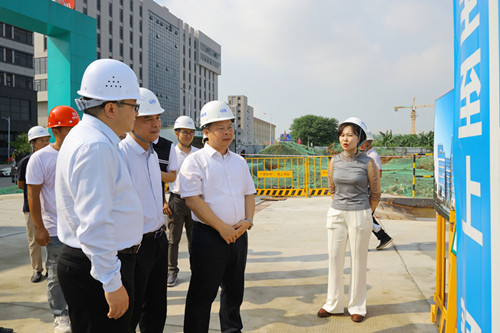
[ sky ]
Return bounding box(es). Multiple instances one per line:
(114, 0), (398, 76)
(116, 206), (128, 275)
(156, 0), (454, 136)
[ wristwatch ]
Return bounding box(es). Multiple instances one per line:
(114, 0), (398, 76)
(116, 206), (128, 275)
(244, 217), (253, 230)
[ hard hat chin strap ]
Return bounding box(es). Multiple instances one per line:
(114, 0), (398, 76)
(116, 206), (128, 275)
(131, 131), (152, 144)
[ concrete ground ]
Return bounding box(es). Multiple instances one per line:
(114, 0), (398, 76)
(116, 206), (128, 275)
(0, 194), (438, 332)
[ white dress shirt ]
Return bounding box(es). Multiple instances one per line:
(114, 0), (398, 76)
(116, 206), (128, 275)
(169, 144), (199, 194)
(25, 144), (58, 236)
(55, 114), (143, 293)
(179, 144), (256, 226)
(366, 147), (382, 171)
(119, 134), (164, 234)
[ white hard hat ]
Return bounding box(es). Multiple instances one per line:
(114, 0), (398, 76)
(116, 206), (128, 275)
(75, 59), (142, 110)
(137, 88), (164, 116)
(174, 116), (195, 130)
(339, 116), (368, 146)
(27, 126), (50, 142)
(366, 129), (374, 141)
(199, 101), (235, 128)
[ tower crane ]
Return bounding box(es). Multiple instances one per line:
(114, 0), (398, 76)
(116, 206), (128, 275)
(394, 97), (434, 134)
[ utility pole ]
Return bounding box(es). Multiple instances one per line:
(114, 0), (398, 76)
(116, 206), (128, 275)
(394, 97), (434, 134)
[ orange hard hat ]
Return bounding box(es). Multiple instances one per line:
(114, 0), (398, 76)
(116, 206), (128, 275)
(47, 105), (80, 128)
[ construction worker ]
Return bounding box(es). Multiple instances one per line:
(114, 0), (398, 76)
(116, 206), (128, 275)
(359, 129), (393, 250)
(166, 115), (198, 287)
(318, 117), (380, 323)
(26, 106), (80, 333)
(17, 126), (50, 283)
(55, 59), (144, 333)
(118, 87), (168, 332)
(179, 101), (256, 333)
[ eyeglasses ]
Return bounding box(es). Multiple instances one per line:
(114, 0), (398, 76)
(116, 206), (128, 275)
(179, 130), (195, 136)
(114, 101), (140, 112)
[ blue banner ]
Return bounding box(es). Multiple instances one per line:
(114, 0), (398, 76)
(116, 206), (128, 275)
(453, 1), (500, 332)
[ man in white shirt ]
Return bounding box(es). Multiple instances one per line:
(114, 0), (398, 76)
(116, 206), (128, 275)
(17, 126), (51, 283)
(179, 101), (256, 333)
(118, 88), (169, 333)
(55, 59), (144, 333)
(27, 105), (80, 333)
(359, 129), (393, 250)
(166, 115), (198, 287)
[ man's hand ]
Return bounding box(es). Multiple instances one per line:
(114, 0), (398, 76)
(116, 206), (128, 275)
(233, 219), (251, 239)
(163, 202), (172, 216)
(218, 223), (240, 244)
(104, 285), (129, 319)
(35, 227), (50, 246)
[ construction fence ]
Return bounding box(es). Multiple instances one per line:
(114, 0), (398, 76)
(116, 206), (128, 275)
(245, 154), (434, 198)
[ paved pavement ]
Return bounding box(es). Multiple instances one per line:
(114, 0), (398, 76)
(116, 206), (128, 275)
(0, 194), (438, 332)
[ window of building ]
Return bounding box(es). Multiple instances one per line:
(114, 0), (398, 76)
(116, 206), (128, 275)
(119, 43), (123, 57)
(130, 31), (133, 43)
(139, 36), (142, 48)
(109, 38), (112, 52)
(4, 73), (12, 87)
(130, 15), (133, 28)
(120, 0), (123, 5)
(34, 57), (47, 75)
(120, 9), (123, 23)
(139, 51), (142, 64)
(130, 48), (133, 60)
(83, 0), (87, 3)
(119, 26), (123, 40)
(83, 7), (87, 15)
(97, 51), (100, 58)
(4, 24), (12, 39)
(139, 67), (142, 80)
(97, 15), (100, 29)
(97, 0), (100, 10)
(109, 3), (112, 16)
(97, 33), (101, 48)
(109, 21), (112, 34)
(13, 50), (33, 68)
(15, 74), (33, 90)
(139, 5), (142, 16)
(44, 36), (47, 50)
(13, 26), (33, 45)
(130, 0), (133, 11)
(139, 20), (142, 33)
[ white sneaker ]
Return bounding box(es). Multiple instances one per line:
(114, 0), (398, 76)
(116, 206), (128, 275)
(54, 315), (71, 333)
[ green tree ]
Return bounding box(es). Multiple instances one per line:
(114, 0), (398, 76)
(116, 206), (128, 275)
(289, 115), (338, 146)
(12, 133), (32, 158)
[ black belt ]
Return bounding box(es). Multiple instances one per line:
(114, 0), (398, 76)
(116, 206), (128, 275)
(170, 192), (181, 199)
(143, 225), (166, 240)
(118, 244), (141, 254)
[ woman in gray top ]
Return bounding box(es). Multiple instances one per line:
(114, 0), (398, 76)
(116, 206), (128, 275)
(317, 117), (381, 323)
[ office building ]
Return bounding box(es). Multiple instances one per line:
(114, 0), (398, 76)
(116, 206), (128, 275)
(227, 95), (275, 146)
(0, 22), (37, 160)
(35, 0), (221, 127)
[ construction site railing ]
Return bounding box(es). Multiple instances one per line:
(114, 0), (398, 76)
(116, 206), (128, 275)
(431, 211), (457, 332)
(245, 155), (331, 197)
(413, 153), (434, 198)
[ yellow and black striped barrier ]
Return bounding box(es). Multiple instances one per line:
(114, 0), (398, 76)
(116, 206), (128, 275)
(246, 155), (331, 197)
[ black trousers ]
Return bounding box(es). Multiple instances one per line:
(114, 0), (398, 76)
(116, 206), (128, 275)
(131, 232), (168, 333)
(57, 245), (136, 333)
(184, 222), (248, 333)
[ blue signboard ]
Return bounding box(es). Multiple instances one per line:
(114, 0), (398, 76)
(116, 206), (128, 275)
(453, 1), (500, 332)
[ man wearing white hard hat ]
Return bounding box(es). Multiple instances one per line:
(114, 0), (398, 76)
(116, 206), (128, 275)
(359, 129), (393, 250)
(179, 101), (256, 332)
(55, 59), (144, 332)
(166, 115), (198, 287)
(118, 87), (169, 332)
(17, 126), (51, 283)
